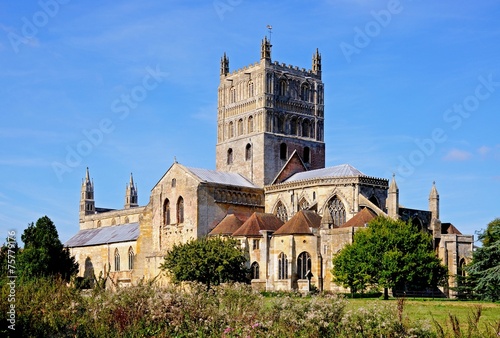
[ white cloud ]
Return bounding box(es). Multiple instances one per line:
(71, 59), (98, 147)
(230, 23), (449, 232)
(443, 149), (472, 161)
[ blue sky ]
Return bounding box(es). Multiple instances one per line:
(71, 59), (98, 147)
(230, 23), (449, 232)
(1, 0), (499, 244)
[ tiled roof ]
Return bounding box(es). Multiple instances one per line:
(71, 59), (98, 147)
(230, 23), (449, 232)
(441, 223), (462, 235)
(274, 210), (322, 236)
(340, 208), (377, 228)
(209, 214), (243, 236)
(186, 167), (258, 188)
(283, 164), (365, 182)
(232, 212), (283, 237)
(65, 223), (139, 247)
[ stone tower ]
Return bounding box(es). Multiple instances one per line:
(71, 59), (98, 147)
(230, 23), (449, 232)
(124, 173), (138, 209)
(429, 181), (441, 242)
(79, 167), (95, 221)
(215, 37), (325, 187)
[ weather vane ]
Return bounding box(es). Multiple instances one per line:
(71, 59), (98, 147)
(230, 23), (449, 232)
(267, 24), (272, 43)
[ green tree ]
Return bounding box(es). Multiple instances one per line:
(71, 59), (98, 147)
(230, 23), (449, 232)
(465, 218), (500, 301)
(18, 216), (78, 281)
(332, 216), (447, 299)
(160, 237), (249, 289)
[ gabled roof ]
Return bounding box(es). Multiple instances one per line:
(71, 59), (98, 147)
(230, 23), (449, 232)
(65, 223), (139, 247)
(186, 166), (258, 188)
(441, 223), (462, 235)
(208, 214), (243, 236)
(232, 212), (283, 237)
(283, 164), (365, 183)
(340, 208), (377, 228)
(274, 210), (322, 236)
(271, 149), (308, 184)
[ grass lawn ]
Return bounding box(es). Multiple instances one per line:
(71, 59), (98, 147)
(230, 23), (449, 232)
(347, 298), (500, 333)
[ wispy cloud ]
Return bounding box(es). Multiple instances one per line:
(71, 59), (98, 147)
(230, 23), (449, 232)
(443, 148), (472, 161)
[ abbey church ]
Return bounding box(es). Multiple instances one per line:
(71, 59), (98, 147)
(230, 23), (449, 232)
(66, 38), (473, 296)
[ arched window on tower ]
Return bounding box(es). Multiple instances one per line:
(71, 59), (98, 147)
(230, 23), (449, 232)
(228, 121), (234, 138)
(301, 84), (310, 101)
(247, 115), (254, 133)
(227, 148), (233, 165)
(230, 86), (236, 103)
(163, 198), (170, 225)
(248, 81), (254, 97)
(279, 79), (287, 96)
(251, 262), (259, 279)
(280, 143), (287, 160)
(297, 252), (311, 279)
(114, 248), (120, 271)
(302, 120), (310, 138)
(303, 147), (310, 164)
(177, 196), (184, 224)
(128, 247), (134, 270)
(274, 201), (288, 222)
(290, 118), (297, 135)
(277, 115), (285, 133)
(245, 143), (252, 161)
(278, 252), (288, 279)
(238, 118), (243, 136)
(326, 196), (346, 228)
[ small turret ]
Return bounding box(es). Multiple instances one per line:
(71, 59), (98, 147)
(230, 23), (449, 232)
(220, 52), (229, 76)
(312, 48), (322, 78)
(124, 173), (138, 209)
(429, 181), (439, 221)
(260, 36), (272, 61)
(80, 167), (95, 220)
(386, 174), (399, 219)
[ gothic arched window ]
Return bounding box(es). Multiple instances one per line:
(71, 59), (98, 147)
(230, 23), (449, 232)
(278, 252), (288, 279)
(302, 120), (310, 137)
(290, 118), (297, 135)
(245, 143), (252, 161)
(280, 143), (287, 160)
(301, 84), (310, 101)
(297, 251), (311, 279)
(128, 247), (134, 270)
(230, 86), (236, 103)
(163, 199), (170, 225)
(275, 201), (288, 222)
(326, 196), (346, 227)
(177, 196), (184, 224)
(114, 248), (120, 271)
(227, 148), (233, 165)
(251, 261), (259, 280)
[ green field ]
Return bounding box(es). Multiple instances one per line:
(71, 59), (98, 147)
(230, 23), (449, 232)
(347, 298), (500, 335)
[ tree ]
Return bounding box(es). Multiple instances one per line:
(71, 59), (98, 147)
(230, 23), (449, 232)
(332, 216), (447, 299)
(18, 216), (78, 281)
(465, 218), (500, 301)
(160, 237), (249, 289)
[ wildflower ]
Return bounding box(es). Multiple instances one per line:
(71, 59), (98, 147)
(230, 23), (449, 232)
(224, 326), (233, 334)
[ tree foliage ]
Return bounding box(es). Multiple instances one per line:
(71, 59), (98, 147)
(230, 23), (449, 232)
(332, 216), (447, 295)
(465, 218), (500, 301)
(160, 237), (249, 289)
(18, 216), (78, 281)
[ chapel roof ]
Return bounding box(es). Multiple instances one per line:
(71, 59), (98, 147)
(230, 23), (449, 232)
(186, 166), (258, 188)
(283, 164), (365, 183)
(340, 207), (377, 228)
(208, 214), (243, 236)
(232, 212), (283, 237)
(273, 210), (322, 236)
(65, 223), (139, 247)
